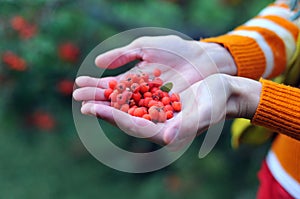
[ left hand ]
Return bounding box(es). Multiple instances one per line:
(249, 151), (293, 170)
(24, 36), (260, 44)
(73, 74), (262, 149)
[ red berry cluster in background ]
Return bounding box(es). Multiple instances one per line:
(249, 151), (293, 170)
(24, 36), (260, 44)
(29, 110), (56, 131)
(57, 79), (74, 96)
(2, 51), (27, 71)
(10, 15), (37, 40)
(58, 42), (80, 63)
(104, 69), (182, 123)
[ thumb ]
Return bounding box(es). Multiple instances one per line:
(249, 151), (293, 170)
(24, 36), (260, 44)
(95, 45), (143, 69)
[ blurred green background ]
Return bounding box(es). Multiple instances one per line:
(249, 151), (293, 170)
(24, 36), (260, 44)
(0, 0), (274, 198)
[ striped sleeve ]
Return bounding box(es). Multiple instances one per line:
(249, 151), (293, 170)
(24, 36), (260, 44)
(202, 3), (299, 80)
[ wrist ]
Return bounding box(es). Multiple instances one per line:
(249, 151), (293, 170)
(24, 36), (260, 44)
(194, 41), (237, 76)
(227, 76), (262, 119)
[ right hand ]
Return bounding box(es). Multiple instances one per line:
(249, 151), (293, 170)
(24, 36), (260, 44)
(94, 35), (237, 92)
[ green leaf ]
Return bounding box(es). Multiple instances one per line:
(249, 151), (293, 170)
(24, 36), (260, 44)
(160, 82), (173, 92)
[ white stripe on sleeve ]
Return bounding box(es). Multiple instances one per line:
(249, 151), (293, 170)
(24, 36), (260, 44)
(258, 6), (293, 20)
(245, 18), (296, 63)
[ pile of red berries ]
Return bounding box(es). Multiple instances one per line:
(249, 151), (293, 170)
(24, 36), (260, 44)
(104, 69), (181, 123)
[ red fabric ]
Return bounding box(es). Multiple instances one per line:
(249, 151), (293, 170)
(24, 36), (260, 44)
(257, 160), (294, 199)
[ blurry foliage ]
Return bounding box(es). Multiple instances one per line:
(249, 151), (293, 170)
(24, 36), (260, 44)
(0, 0), (272, 198)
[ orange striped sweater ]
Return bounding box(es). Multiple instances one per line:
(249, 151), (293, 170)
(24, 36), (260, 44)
(203, 2), (300, 197)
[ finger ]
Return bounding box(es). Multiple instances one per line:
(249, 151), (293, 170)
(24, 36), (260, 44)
(73, 87), (106, 101)
(95, 46), (143, 69)
(75, 76), (118, 88)
(81, 102), (165, 143)
(82, 100), (110, 106)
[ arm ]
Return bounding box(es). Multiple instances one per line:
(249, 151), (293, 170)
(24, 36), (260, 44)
(251, 79), (300, 140)
(203, 0), (299, 79)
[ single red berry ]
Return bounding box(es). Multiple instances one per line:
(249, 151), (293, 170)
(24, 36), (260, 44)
(132, 92), (142, 103)
(143, 97), (152, 107)
(10, 16), (27, 31)
(57, 79), (74, 96)
(124, 77), (133, 87)
(104, 88), (113, 100)
(129, 99), (136, 107)
(143, 114), (151, 121)
(158, 110), (167, 123)
(128, 107), (136, 116)
(116, 82), (126, 93)
(162, 91), (169, 98)
(112, 102), (121, 109)
(130, 83), (140, 92)
(153, 90), (163, 100)
(166, 111), (173, 119)
(148, 106), (160, 122)
(133, 107), (145, 117)
(143, 91), (152, 98)
(122, 90), (133, 101)
(157, 101), (164, 107)
(120, 104), (129, 112)
(150, 87), (159, 93)
(141, 72), (149, 82)
(58, 42), (80, 63)
(138, 99), (145, 107)
(148, 100), (158, 108)
(140, 83), (149, 93)
(172, 102), (181, 112)
(164, 104), (173, 112)
(153, 68), (161, 77)
(109, 91), (118, 102)
(149, 77), (163, 87)
(108, 80), (118, 89)
(116, 93), (127, 105)
(170, 93), (180, 102)
(161, 97), (171, 105)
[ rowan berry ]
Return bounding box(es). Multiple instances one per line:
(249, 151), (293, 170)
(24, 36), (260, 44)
(166, 111), (173, 119)
(140, 83), (149, 93)
(130, 83), (140, 92)
(128, 107), (136, 116)
(141, 73), (149, 82)
(170, 93), (180, 102)
(142, 114), (151, 121)
(116, 93), (127, 105)
(109, 90), (118, 102)
(153, 68), (161, 77)
(164, 104), (173, 112)
(158, 110), (167, 123)
(104, 88), (113, 100)
(172, 102), (181, 112)
(143, 97), (152, 107)
(120, 104), (129, 112)
(148, 106), (160, 122)
(157, 101), (164, 107)
(108, 80), (118, 89)
(116, 82), (126, 92)
(132, 92), (141, 103)
(138, 99), (145, 107)
(134, 107), (145, 117)
(148, 100), (158, 108)
(161, 97), (171, 105)
(150, 87), (159, 93)
(112, 102), (121, 109)
(143, 92), (152, 98)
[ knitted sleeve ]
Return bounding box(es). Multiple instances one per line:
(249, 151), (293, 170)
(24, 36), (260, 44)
(251, 79), (300, 140)
(202, 3), (299, 80)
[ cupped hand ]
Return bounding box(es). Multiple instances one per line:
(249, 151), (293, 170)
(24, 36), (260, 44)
(94, 35), (237, 91)
(73, 73), (262, 149)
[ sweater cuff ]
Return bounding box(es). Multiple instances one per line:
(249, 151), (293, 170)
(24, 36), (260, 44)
(251, 78), (300, 140)
(202, 35), (266, 80)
